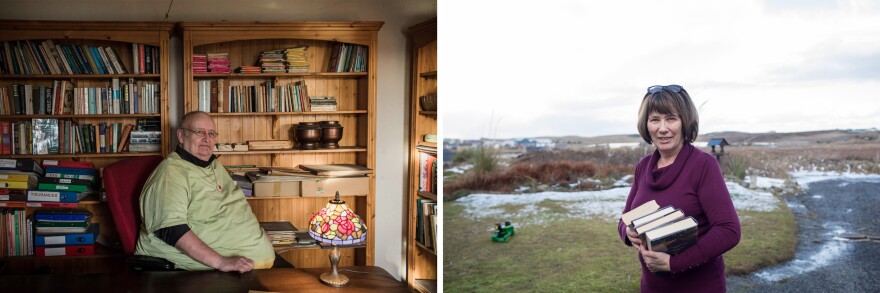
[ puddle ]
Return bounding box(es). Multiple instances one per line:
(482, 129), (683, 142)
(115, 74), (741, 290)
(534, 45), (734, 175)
(754, 221), (851, 282)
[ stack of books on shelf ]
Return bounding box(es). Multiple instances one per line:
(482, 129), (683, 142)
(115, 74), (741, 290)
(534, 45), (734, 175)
(0, 158), (40, 208)
(235, 66), (261, 74)
(206, 53), (230, 74)
(29, 160), (98, 208)
(0, 40), (131, 75)
(260, 221), (296, 245)
(418, 152), (437, 194)
(129, 130), (161, 153)
(192, 53), (208, 73)
(259, 50), (286, 73)
(416, 198), (436, 249)
(620, 200), (698, 255)
(309, 96), (336, 112)
(33, 209), (98, 256)
(231, 173), (254, 197)
(284, 46), (309, 73)
(327, 42), (367, 73)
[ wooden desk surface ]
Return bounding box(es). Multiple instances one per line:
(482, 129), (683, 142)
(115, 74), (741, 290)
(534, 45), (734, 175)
(0, 266), (411, 293)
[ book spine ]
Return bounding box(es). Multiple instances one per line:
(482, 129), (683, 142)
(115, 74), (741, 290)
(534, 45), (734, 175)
(26, 190), (80, 202)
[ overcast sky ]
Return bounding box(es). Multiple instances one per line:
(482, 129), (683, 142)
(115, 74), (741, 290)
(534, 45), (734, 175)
(440, 0), (880, 140)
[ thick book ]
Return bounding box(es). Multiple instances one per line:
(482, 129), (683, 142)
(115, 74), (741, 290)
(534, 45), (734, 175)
(42, 159), (94, 169)
(37, 182), (93, 193)
(35, 244), (95, 256)
(34, 209), (92, 221)
(25, 201), (78, 208)
(0, 180), (36, 190)
(620, 199), (660, 227)
(0, 158), (44, 175)
(0, 191), (27, 202)
(35, 223), (99, 246)
(634, 209), (685, 235)
(44, 166), (97, 176)
(27, 190), (82, 203)
(38, 176), (94, 187)
(630, 206), (676, 230)
(32, 118), (60, 154)
(644, 217), (698, 255)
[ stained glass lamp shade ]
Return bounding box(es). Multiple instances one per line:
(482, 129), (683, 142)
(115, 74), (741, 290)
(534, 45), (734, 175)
(308, 192), (367, 245)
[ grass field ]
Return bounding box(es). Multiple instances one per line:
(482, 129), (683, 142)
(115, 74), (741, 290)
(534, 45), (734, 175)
(444, 194), (796, 292)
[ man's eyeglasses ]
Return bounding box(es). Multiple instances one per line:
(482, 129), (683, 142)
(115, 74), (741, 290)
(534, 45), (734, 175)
(647, 85), (685, 94)
(181, 128), (219, 138)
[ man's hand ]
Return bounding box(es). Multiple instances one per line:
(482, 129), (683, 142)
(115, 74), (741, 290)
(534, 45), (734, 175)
(626, 227), (642, 248)
(216, 256), (255, 273)
(638, 244), (671, 273)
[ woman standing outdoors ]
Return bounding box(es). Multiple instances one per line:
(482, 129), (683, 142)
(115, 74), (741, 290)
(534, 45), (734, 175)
(618, 85), (741, 292)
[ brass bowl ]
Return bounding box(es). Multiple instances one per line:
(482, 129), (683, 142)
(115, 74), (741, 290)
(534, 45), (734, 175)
(294, 122), (322, 150)
(320, 121), (343, 149)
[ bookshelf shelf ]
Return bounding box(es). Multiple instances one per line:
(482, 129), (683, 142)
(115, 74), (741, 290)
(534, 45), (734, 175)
(0, 74), (161, 79)
(0, 114), (161, 119)
(180, 21), (382, 269)
(205, 110), (367, 117)
(193, 72), (368, 78)
(406, 18), (437, 293)
(214, 146), (367, 155)
(1, 152), (161, 159)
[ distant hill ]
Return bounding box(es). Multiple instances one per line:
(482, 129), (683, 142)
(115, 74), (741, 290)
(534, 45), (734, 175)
(542, 129), (879, 146)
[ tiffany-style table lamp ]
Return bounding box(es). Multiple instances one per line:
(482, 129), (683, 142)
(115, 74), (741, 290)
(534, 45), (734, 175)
(307, 191), (367, 287)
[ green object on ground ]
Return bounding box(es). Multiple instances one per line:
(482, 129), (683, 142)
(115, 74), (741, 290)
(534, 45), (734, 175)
(491, 221), (515, 242)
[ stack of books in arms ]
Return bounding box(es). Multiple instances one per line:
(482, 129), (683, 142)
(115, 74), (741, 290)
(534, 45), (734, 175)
(29, 160), (98, 208)
(33, 209), (98, 256)
(0, 158), (41, 256)
(620, 200), (698, 255)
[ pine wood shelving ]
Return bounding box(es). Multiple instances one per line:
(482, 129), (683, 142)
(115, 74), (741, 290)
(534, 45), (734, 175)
(179, 21), (382, 269)
(406, 17), (438, 293)
(0, 20), (172, 273)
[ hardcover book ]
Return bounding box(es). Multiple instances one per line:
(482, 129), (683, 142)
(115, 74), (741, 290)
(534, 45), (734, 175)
(634, 209), (685, 235)
(644, 217), (698, 255)
(31, 118), (59, 155)
(630, 206), (676, 230)
(620, 199), (660, 227)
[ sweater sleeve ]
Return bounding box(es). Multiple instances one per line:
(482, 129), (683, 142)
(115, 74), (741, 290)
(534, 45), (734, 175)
(618, 160), (643, 246)
(669, 158), (741, 274)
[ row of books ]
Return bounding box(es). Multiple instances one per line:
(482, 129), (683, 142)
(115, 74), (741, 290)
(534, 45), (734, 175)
(415, 198), (436, 249)
(418, 152), (437, 194)
(0, 79), (160, 116)
(620, 200), (698, 255)
(197, 80), (337, 113)
(327, 42), (368, 73)
(0, 40), (159, 75)
(0, 209), (31, 256)
(0, 119), (160, 155)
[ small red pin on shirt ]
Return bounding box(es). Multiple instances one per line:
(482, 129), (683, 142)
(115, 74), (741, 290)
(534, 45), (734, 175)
(218, 185), (222, 191)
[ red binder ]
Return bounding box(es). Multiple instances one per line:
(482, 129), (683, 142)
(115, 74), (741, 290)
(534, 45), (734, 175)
(35, 244), (95, 256)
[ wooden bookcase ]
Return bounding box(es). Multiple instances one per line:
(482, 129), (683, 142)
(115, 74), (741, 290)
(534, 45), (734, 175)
(0, 20), (172, 273)
(178, 21), (382, 268)
(406, 18), (437, 293)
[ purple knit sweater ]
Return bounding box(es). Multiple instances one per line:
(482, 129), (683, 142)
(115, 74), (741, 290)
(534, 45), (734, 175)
(618, 143), (741, 293)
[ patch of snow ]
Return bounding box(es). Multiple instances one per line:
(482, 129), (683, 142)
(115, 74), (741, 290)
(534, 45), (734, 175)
(790, 171), (880, 187)
(514, 186), (530, 193)
(812, 195), (823, 199)
(613, 175), (633, 187)
(454, 180), (780, 227)
(446, 164), (472, 174)
(726, 182), (780, 212)
(744, 176), (786, 189)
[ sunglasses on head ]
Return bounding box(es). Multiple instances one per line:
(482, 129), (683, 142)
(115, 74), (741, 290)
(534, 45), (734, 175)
(647, 85), (685, 94)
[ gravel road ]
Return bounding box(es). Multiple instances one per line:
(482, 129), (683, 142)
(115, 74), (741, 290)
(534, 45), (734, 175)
(727, 178), (880, 292)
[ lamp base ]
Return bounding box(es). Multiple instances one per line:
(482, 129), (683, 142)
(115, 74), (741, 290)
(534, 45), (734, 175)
(319, 272), (350, 287)
(319, 245), (350, 287)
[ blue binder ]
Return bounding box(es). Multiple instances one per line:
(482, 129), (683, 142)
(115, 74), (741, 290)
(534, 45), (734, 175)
(35, 223), (99, 246)
(44, 166), (97, 176)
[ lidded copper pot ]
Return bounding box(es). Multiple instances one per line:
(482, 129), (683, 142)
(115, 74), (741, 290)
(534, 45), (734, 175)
(319, 121), (343, 149)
